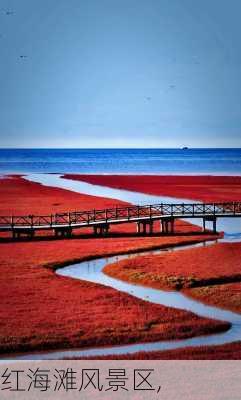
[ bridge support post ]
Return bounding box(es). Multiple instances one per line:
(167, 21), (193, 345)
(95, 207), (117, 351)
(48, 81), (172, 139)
(102, 224), (110, 236)
(29, 229), (35, 239)
(165, 220), (169, 234)
(203, 218), (206, 233)
(136, 221), (153, 235)
(136, 222), (145, 234)
(54, 229), (60, 238)
(12, 228), (35, 240)
(160, 220), (164, 233)
(202, 217), (217, 234)
(170, 218), (175, 234)
(213, 217), (217, 234)
(149, 220), (153, 234)
(12, 230), (18, 240)
(93, 224), (109, 236)
(93, 226), (100, 236)
(54, 227), (72, 238)
(161, 220), (168, 234)
(66, 227), (72, 238)
(160, 218), (174, 235)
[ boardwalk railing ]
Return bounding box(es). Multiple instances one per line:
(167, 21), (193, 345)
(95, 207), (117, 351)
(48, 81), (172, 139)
(0, 202), (241, 238)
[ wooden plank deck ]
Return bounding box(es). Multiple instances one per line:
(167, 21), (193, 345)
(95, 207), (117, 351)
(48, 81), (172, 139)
(0, 202), (240, 239)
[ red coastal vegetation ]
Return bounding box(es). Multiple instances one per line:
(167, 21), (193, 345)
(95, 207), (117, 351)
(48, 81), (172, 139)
(63, 174), (241, 312)
(0, 175), (129, 216)
(0, 175), (206, 237)
(188, 282), (241, 314)
(3, 240), (227, 354)
(61, 174), (241, 359)
(0, 176), (224, 355)
(100, 244), (241, 357)
(63, 174), (241, 202)
(104, 242), (241, 300)
(103, 242), (241, 312)
(90, 243), (241, 360)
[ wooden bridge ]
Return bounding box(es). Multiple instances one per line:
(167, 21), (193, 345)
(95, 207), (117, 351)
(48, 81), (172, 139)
(0, 202), (241, 239)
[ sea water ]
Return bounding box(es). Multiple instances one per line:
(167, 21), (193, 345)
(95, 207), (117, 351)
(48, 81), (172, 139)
(1, 148), (241, 175)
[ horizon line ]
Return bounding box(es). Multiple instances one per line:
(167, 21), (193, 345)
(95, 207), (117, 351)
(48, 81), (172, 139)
(0, 147), (241, 150)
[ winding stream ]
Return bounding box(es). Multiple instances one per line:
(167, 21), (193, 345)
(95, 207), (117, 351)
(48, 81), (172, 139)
(3, 173), (241, 360)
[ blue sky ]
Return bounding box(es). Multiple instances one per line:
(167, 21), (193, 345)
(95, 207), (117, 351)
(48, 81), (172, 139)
(1, 0), (241, 148)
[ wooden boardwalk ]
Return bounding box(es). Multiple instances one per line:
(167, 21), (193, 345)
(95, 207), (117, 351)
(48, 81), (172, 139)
(0, 202), (241, 239)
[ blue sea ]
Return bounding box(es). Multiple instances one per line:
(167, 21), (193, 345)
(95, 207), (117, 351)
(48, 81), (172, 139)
(1, 148), (241, 175)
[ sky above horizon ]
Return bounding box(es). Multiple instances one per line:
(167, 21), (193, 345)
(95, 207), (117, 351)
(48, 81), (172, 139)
(1, 0), (241, 148)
